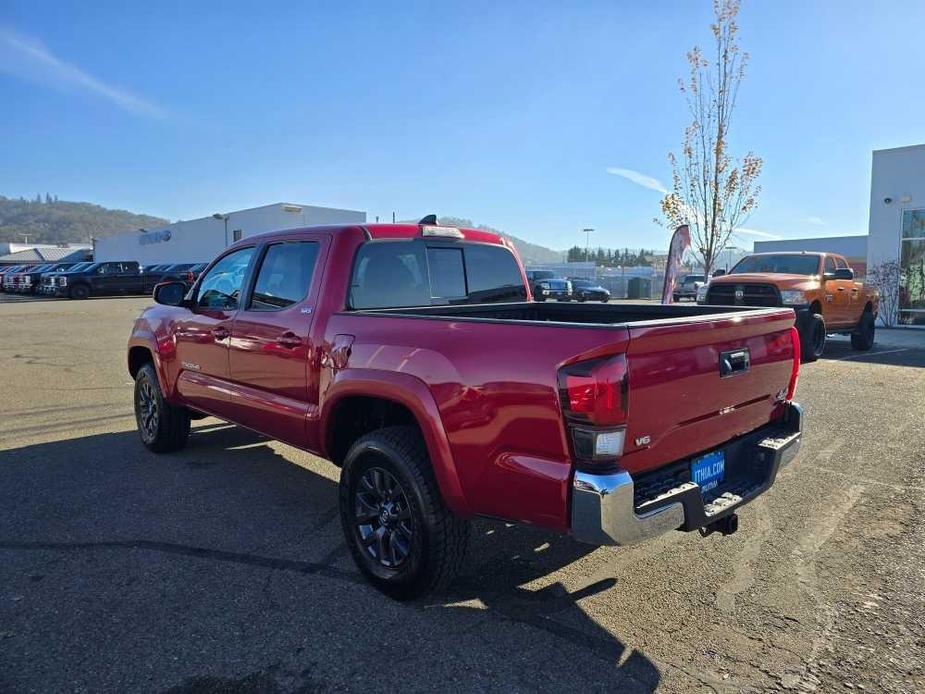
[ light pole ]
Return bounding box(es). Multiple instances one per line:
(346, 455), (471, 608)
(581, 228), (594, 263)
(212, 213), (230, 246)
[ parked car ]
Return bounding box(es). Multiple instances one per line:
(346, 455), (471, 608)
(533, 277), (573, 301)
(0, 265), (27, 290)
(14, 262), (81, 294)
(40, 262), (93, 294)
(52, 261), (156, 299)
(0, 265), (25, 291)
(3, 265), (39, 293)
(158, 262), (208, 285)
(698, 252), (878, 362)
(673, 274), (706, 302)
(571, 279), (611, 302)
(128, 221), (803, 598)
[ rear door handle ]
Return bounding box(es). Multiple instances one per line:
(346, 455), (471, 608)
(212, 326), (230, 340)
(276, 332), (302, 348)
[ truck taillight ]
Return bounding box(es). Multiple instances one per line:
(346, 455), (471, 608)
(558, 355), (628, 462)
(787, 326), (800, 401)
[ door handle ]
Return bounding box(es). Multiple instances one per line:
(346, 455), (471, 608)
(212, 326), (230, 340)
(837, 287), (845, 291)
(276, 332), (302, 348)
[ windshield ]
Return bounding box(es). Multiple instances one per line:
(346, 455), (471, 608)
(682, 275), (705, 284)
(730, 254), (820, 276)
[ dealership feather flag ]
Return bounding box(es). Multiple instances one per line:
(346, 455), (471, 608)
(661, 224), (691, 304)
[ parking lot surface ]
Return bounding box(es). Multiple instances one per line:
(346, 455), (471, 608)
(1, 296), (923, 693)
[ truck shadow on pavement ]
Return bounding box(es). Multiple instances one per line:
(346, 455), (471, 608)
(817, 338), (925, 367)
(0, 423), (660, 693)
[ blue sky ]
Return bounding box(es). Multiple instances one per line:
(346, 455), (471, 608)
(1, 1), (923, 251)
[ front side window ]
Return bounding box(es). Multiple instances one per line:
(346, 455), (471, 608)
(824, 257), (837, 275)
(197, 247), (255, 310)
(249, 242), (319, 310)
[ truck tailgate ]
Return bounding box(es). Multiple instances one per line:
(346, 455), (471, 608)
(620, 309), (797, 476)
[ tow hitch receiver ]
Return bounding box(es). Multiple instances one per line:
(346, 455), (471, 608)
(699, 513), (739, 538)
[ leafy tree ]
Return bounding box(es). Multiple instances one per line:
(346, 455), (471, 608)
(659, 0), (762, 276)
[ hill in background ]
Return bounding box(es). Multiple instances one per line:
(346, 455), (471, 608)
(0, 196), (168, 245)
(436, 216), (565, 264)
(0, 196), (569, 263)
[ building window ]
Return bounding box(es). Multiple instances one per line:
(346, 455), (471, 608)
(900, 209), (925, 326)
(233, 229), (243, 242)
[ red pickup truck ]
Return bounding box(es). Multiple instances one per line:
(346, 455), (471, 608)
(128, 221), (803, 598)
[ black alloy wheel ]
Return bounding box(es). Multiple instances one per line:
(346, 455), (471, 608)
(136, 377), (159, 444)
(353, 467), (414, 568)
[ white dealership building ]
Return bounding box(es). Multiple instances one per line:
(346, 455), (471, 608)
(94, 202), (366, 266)
(867, 144), (925, 327)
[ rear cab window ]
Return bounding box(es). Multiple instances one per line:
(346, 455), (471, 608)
(348, 240), (526, 309)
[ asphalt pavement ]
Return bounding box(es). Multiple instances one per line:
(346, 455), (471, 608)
(1, 296), (923, 693)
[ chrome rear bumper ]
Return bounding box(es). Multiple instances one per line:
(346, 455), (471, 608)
(571, 402), (803, 546)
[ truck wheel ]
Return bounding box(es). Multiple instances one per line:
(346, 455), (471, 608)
(134, 363), (190, 453)
(339, 426), (470, 600)
(69, 284), (90, 300)
(800, 313), (826, 362)
(672, 294), (680, 302)
(850, 311), (876, 351)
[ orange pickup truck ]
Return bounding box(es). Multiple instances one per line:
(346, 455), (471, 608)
(698, 252), (878, 361)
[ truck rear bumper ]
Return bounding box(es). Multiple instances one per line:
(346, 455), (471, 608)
(571, 402), (803, 546)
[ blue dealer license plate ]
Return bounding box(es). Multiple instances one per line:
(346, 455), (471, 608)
(691, 450), (725, 494)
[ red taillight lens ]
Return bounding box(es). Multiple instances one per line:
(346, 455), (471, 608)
(559, 354), (628, 426)
(787, 326), (800, 401)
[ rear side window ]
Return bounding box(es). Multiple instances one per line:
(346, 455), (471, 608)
(249, 241), (319, 310)
(349, 240), (526, 309)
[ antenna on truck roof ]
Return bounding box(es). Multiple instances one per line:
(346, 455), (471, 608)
(418, 214), (438, 225)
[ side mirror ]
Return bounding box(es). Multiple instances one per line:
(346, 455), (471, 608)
(153, 281), (189, 306)
(712, 269), (726, 277)
(834, 268), (854, 280)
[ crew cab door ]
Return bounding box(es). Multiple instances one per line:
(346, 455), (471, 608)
(173, 246), (256, 416)
(823, 256), (852, 326)
(225, 237), (327, 447)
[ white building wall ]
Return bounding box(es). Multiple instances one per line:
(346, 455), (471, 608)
(868, 145), (925, 270)
(95, 202), (365, 264)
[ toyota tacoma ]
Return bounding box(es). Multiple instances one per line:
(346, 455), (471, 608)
(128, 221), (803, 598)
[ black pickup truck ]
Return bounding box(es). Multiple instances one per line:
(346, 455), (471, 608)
(52, 261), (164, 299)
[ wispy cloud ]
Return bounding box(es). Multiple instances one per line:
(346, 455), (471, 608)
(605, 167), (668, 194)
(0, 27), (166, 118)
(735, 227), (782, 240)
(806, 216), (825, 226)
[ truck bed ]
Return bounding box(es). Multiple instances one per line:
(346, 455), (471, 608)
(356, 300), (776, 326)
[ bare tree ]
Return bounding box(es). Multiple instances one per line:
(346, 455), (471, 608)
(867, 259), (901, 327)
(659, 0), (762, 276)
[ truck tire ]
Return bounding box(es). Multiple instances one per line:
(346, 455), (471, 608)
(339, 426), (470, 600)
(850, 311), (876, 351)
(69, 284), (90, 300)
(672, 294), (680, 302)
(134, 363), (190, 453)
(800, 313), (826, 362)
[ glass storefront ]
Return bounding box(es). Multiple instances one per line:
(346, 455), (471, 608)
(900, 209), (925, 326)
